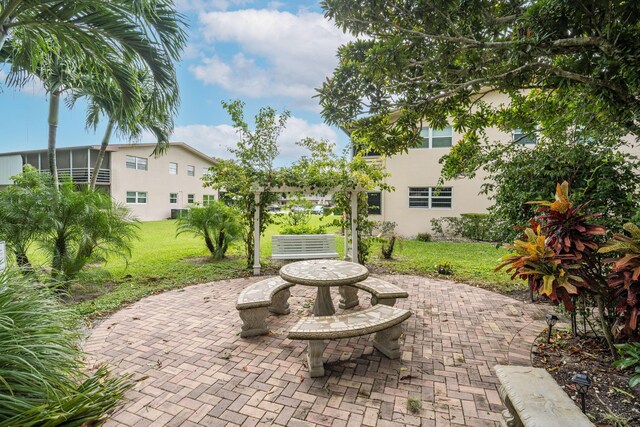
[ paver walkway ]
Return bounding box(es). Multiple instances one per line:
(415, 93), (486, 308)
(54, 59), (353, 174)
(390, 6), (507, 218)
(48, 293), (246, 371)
(84, 275), (547, 427)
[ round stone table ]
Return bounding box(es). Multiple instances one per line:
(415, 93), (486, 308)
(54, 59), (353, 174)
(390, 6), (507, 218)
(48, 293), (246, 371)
(279, 259), (369, 316)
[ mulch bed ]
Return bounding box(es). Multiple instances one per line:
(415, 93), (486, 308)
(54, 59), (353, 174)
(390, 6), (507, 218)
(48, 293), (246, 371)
(532, 329), (640, 426)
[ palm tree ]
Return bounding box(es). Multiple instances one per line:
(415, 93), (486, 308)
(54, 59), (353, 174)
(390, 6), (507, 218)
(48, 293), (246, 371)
(68, 68), (177, 190)
(0, 0), (187, 187)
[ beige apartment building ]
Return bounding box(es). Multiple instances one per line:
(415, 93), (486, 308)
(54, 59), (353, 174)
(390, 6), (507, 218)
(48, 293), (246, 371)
(361, 91), (612, 237)
(0, 142), (217, 221)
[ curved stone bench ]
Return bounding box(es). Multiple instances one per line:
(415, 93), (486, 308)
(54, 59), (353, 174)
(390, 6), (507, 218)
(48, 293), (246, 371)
(494, 365), (594, 427)
(339, 277), (409, 309)
(288, 304), (412, 377)
(236, 277), (294, 338)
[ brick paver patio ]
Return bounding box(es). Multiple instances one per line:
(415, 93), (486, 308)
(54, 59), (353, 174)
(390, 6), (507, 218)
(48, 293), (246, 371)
(84, 275), (547, 426)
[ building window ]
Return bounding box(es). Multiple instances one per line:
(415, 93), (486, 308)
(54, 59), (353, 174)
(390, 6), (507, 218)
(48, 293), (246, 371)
(352, 143), (380, 157)
(126, 191), (147, 204)
(169, 162), (178, 174)
(187, 194), (195, 204)
(418, 126), (453, 148)
(187, 165), (195, 176)
(367, 192), (382, 215)
(408, 187), (452, 209)
(169, 193), (178, 204)
(203, 195), (215, 207)
(126, 155), (147, 170)
(513, 129), (536, 145)
(202, 167), (211, 176)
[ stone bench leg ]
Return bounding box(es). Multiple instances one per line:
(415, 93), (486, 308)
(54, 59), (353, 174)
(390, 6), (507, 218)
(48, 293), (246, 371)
(498, 385), (522, 427)
(339, 286), (359, 309)
(373, 324), (403, 359)
(307, 340), (327, 377)
(371, 296), (397, 307)
(269, 288), (291, 315)
(238, 307), (269, 338)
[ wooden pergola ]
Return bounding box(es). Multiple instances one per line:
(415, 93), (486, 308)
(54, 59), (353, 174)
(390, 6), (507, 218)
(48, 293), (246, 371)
(251, 185), (364, 275)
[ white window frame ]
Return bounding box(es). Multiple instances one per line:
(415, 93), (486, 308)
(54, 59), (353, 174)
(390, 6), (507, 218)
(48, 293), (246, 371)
(187, 194), (195, 204)
(416, 126), (453, 149)
(126, 191), (147, 204)
(126, 155), (147, 171)
(203, 194), (215, 207)
(187, 165), (195, 176)
(169, 162), (178, 175)
(512, 128), (537, 145)
(202, 167), (211, 176)
(408, 187), (452, 209)
(169, 193), (178, 204)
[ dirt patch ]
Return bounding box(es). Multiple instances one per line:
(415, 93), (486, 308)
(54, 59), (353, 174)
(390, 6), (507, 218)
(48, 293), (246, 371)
(183, 254), (242, 264)
(532, 330), (640, 426)
(67, 281), (116, 304)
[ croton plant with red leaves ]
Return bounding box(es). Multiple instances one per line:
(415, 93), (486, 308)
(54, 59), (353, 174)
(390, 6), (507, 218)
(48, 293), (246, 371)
(530, 181), (607, 257)
(599, 223), (640, 334)
(495, 223), (584, 311)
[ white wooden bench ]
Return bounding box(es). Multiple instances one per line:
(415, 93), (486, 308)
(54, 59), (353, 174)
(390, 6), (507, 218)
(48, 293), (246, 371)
(272, 234), (339, 260)
(338, 277), (409, 309)
(236, 277), (294, 338)
(288, 304), (412, 377)
(494, 365), (595, 427)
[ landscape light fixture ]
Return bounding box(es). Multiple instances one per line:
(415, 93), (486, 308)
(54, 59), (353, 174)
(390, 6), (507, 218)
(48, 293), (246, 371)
(545, 313), (559, 343)
(571, 373), (591, 413)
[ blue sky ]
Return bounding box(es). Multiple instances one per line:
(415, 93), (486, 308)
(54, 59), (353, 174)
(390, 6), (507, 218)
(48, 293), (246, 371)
(0, 0), (352, 165)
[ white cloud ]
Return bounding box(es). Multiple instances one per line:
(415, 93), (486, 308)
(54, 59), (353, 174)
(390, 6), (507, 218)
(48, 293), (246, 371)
(191, 9), (353, 110)
(175, 0), (252, 13)
(169, 123), (240, 159)
(155, 116), (339, 165)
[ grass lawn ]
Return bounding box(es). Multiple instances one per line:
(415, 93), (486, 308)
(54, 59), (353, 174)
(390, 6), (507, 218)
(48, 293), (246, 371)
(23, 214), (521, 319)
(67, 214), (342, 319)
(366, 239), (523, 292)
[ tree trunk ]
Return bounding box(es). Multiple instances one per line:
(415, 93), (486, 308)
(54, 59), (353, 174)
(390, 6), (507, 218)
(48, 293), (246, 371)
(48, 91), (61, 189)
(203, 230), (215, 256)
(90, 118), (114, 189)
(0, 30), (7, 52)
(596, 295), (618, 359)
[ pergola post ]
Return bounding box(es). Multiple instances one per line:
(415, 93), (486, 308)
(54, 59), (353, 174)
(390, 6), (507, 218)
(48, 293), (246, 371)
(350, 190), (358, 264)
(253, 190), (261, 275)
(343, 213), (349, 261)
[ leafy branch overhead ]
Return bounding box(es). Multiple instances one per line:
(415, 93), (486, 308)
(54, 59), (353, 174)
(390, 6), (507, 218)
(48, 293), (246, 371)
(319, 1), (640, 162)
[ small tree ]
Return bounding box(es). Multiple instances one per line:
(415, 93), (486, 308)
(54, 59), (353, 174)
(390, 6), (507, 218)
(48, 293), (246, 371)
(377, 221), (399, 260)
(176, 202), (242, 260)
(203, 100), (287, 269)
(285, 197), (313, 227)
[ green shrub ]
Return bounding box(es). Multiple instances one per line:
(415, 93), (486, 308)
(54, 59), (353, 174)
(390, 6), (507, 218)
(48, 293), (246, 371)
(435, 260), (454, 275)
(43, 182), (139, 282)
(415, 232), (432, 242)
(0, 270), (132, 425)
(613, 342), (640, 388)
(460, 213), (492, 241)
(176, 201), (242, 260)
(430, 217), (463, 237)
(279, 224), (327, 235)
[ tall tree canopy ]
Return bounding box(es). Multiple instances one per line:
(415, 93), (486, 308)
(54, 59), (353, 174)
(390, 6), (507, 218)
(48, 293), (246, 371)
(319, 0), (640, 163)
